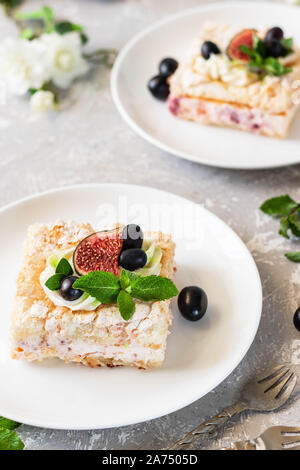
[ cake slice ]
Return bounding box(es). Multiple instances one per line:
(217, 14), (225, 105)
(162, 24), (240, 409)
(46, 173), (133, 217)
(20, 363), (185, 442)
(11, 221), (176, 369)
(168, 23), (300, 138)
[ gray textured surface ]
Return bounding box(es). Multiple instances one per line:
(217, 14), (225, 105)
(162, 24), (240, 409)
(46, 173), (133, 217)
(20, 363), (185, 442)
(0, 0), (300, 450)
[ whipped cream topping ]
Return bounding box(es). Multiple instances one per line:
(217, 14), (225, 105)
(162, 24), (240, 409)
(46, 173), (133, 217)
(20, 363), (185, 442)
(40, 249), (100, 312)
(185, 53), (257, 87)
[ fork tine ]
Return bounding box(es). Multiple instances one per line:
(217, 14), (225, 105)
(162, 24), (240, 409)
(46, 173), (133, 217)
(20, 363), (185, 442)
(281, 427), (300, 434)
(281, 438), (300, 450)
(275, 372), (297, 400)
(265, 372), (297, 401)
(263, 371), (296, 400)
(280, 427), (300, 448)
(257, 364), (288, 384)
(263, 369), (291, 393)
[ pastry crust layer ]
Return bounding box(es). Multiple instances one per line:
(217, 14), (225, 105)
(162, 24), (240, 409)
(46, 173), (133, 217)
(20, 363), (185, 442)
(11, 221), (176, 369)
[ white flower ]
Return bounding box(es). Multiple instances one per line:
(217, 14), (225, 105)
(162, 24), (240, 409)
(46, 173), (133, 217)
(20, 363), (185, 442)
(30, 90), (56, 112)
(0, 37), (49, 95)
(39, 32), (89, 89)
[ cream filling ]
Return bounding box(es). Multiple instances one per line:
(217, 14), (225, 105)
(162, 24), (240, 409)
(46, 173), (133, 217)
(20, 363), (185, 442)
(15, 336), (165, 363)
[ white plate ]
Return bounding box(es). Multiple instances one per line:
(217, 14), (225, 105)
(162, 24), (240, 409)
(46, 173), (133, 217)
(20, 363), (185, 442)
(0, 184), (262, 430)
(111, 1), (300, 170)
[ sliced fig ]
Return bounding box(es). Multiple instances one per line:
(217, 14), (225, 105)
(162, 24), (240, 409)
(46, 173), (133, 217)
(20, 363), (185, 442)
(73, 229), (123, 276)
(227, 29), (256, 62)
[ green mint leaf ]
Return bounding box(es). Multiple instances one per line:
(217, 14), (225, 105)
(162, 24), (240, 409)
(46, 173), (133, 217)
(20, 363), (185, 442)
(120, 269), (131, 290)
(45, 273), (65, 291)
(260, 195), (299, 216)
(239, 44), (256, 60)
(55, 258), (73, 276)
(288, 214), (300, 238)
(73, 271), (120, 303)
(253, 35), (267, 58)
(131, 275), (178, 302)
(285, 251), (300, 263)
(0, 427), (24, 450)
(279, 217), (290, 239)
(117, 290), (135, 321)
(0, 417), (20, 430)
(281, 37), (294, 56)
(263, 57), (291, 77)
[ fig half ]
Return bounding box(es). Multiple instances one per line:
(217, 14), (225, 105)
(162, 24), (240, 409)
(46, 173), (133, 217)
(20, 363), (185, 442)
(73, 228), (123, 277)
(227, 29), (256, 62)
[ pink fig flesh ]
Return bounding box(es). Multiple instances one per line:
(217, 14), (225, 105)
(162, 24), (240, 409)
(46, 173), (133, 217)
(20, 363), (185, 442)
(73, 229), (123, 276)
(227, 29), (256, 62)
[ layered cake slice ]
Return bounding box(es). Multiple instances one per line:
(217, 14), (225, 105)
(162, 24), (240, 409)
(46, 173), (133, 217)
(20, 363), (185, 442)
(11, 221), (177, 369)
(167, 23), (300, 138)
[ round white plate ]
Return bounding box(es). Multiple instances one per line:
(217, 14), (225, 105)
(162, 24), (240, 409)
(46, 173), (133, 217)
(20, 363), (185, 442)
(111, 1), (300, 170)
(0, 184), (262, 430)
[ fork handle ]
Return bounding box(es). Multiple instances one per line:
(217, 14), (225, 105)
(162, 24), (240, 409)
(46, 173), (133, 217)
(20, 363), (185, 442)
(168, 401), (248, 450)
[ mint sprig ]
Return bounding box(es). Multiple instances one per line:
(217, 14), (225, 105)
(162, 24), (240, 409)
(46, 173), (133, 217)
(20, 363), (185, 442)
(130, 275), (179, 302)
(55, 258), (73, 276)
(117, 290), (135, 321)
(239, 35), (293, 77)
(0, 417), (24, 450)
(73, 271), (121, 304)
(45, 257), (73, 291)
(260, 194), (300, 262)
(73, 269), (178, 321)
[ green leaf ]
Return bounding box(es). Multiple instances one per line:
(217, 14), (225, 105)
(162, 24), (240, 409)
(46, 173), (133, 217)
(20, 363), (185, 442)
(117, 290), (135, 321)
(279, 217), (290, 239)
(0, 427), (24, 450)
(0, 0), (23, 9)
(16, 5), (54, 33)
(55, 258), (73, 276)
(285, 251), (300, 263)
(0, 417), (20, 431)
(45, 273), (65, 291)
(260, 195), (299, 216)
(73, 271), (120, 303)
(28, 88), (38, 95)
(288, 214), (300, 237)
(281, 37), (294, 56)
(131, 275), (178, 302)
(20, 28), (34, 39)
(239, 43), (292, 77)
(263, 57), (291, 77)
(120, 269), (130, 290)
(253, 35), (267, 58)
(54, 21), (88, 44)
(119, 269), (141, 292)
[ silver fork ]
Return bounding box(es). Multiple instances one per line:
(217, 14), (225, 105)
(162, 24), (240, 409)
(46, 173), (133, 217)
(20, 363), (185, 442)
(222, 426), (300, 450)
(168, 364), (297, 450)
